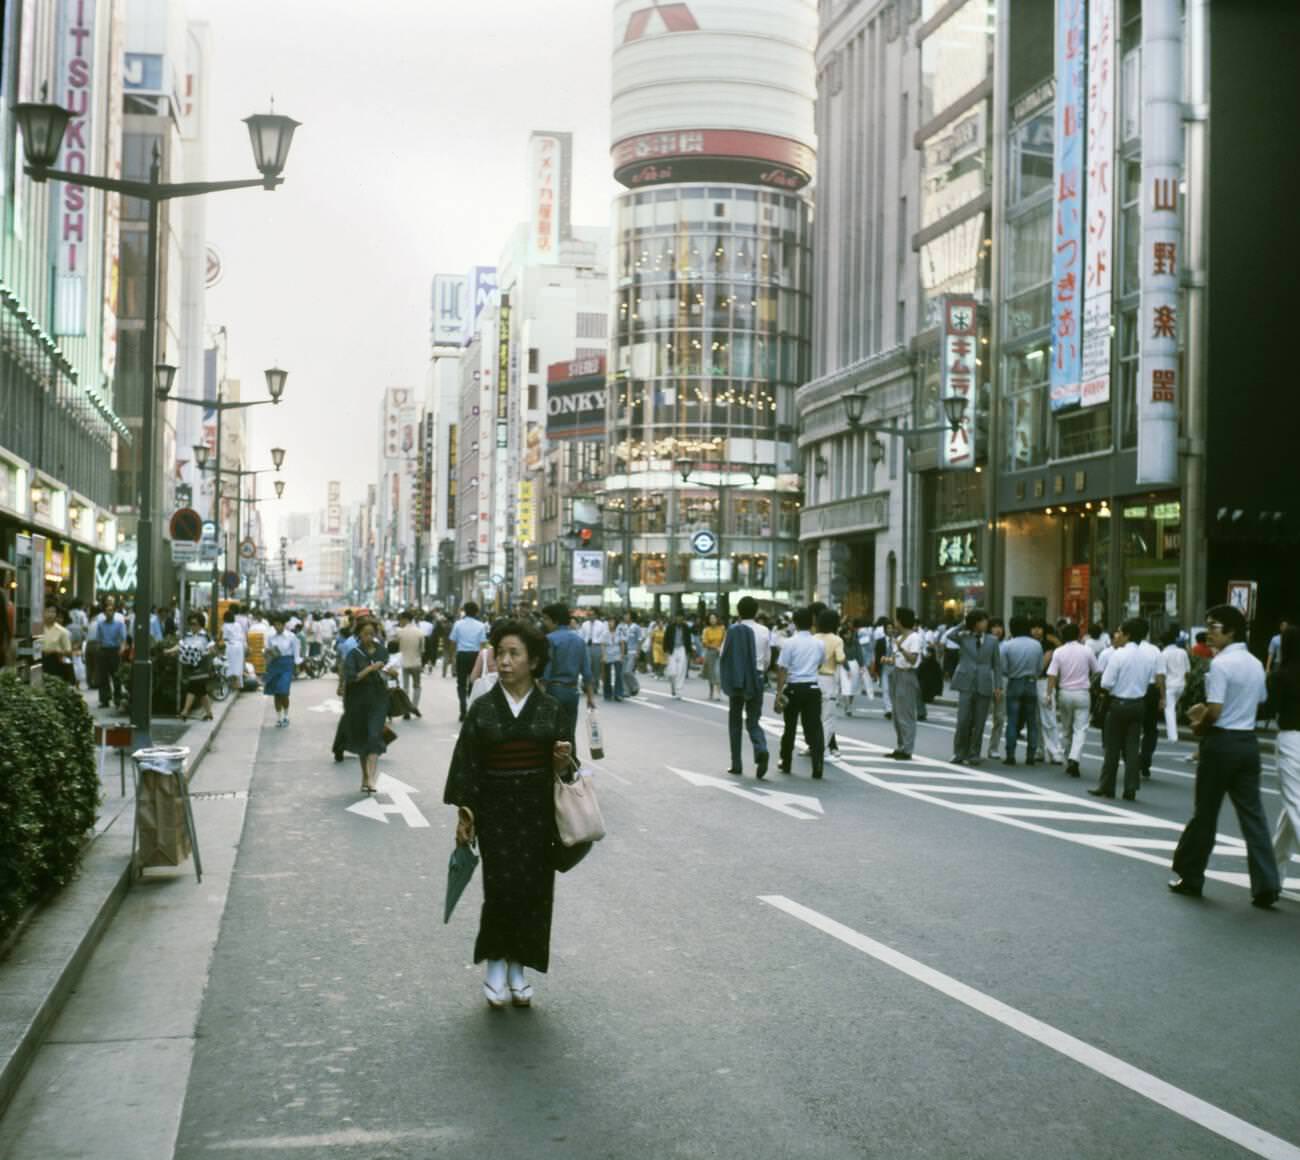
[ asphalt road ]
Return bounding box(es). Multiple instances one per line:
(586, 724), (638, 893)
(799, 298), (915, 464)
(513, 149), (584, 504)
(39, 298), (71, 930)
(170, 670), (1300, 1160)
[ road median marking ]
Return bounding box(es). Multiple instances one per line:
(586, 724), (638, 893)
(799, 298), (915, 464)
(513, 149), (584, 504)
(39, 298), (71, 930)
(759, 895), (1300, 1160)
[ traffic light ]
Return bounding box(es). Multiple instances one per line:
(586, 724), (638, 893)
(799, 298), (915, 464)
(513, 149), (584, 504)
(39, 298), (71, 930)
(578, 527), (593, 546)
(296, 560), (303, 572)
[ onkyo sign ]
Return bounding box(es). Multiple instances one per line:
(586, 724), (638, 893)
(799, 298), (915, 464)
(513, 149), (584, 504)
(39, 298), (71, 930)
(546, 356), (606, 441)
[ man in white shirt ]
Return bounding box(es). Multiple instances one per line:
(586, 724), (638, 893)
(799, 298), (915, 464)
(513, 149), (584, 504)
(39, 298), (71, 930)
(774, 606), (826, 777)
(887, 608), (925, 761)
(395, 610), (426, 712)
(586, 614), (611, 688)
(1046, 623), (1099, 777)
(1160, 632), (1191, 742)
(1089, 618), (1161, 800)
(1170, 604), (1280, 906)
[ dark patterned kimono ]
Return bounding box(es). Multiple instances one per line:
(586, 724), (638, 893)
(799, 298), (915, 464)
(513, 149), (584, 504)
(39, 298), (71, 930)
(443, 683), (565, 972)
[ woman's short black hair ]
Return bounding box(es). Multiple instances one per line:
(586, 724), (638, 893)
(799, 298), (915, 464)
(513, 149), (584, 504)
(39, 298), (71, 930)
(816, 607), (839, 633)
(490, 618), (550, 673)
(187, 611), (206, 629)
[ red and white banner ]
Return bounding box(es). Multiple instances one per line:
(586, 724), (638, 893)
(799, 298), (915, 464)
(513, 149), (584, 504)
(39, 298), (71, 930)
(1080, 0), (1115, 408)
(941, 296), (977, 470)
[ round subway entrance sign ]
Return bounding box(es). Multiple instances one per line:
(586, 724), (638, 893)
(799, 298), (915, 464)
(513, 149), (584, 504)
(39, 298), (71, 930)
(691, 529), (718, 556)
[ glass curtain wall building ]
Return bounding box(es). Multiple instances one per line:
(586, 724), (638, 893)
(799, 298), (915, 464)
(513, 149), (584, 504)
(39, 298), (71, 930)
(607, 185), (809, 609)
(605, 0), (817, 615)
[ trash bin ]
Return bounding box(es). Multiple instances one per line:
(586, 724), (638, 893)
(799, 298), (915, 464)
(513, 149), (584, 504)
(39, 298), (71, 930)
(131, 746), (202, 881)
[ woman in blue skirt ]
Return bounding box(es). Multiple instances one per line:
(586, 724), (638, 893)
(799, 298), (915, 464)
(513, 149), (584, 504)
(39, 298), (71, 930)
(263, 613), (301, 727)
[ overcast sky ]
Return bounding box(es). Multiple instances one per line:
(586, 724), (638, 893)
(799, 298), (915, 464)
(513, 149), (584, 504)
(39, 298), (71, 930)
(194, 0), (618, 534)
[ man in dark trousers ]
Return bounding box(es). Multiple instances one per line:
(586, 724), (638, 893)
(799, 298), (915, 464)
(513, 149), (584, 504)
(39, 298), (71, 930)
(449, 601), (487, 721)
(950, 608), (1002, 765)
(774, 606), (826, 778)
(1089, 618), (1159, 800)
(720, 596), (771, 778)
(1170, 605), (1281, 907)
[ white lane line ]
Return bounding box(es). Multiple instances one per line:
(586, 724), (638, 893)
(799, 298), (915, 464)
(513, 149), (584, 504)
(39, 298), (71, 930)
(759, 895), (1300, 1160)
(622, 697), (667, 711)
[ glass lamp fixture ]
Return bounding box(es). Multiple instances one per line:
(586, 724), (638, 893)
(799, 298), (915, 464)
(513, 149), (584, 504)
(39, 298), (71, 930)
(13, 100), (71, 170)
(942, 394), (970, 432)
(155, 363), (177, 401)
(270, 446), (286, 470)
(244, 111), (301, 187)
(264, 366), (288, 401)
(843, 392), (868, 427)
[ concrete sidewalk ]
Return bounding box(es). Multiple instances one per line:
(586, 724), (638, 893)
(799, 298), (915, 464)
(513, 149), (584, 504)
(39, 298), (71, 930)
(0, 686), (243, 1125)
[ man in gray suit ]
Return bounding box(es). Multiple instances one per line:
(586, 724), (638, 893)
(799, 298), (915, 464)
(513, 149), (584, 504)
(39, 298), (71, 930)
(950, 608), (1002, 765)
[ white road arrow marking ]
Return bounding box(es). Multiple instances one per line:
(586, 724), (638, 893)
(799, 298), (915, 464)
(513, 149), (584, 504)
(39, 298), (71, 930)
(345, 773), (430, 828)
(666, 766), (823, 821)
(309, 697), (344, 716)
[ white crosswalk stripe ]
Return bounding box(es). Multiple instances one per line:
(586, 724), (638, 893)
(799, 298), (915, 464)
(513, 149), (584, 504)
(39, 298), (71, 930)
(639, 688), (1299, 896)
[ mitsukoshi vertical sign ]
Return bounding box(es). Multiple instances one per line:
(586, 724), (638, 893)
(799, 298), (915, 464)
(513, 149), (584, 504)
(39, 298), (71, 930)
(54, 0), (97, 335)
(1050, 0), (1085, 411)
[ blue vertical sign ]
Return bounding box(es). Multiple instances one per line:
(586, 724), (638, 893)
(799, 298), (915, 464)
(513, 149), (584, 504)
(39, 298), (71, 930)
(1050, 0), (1086, 411)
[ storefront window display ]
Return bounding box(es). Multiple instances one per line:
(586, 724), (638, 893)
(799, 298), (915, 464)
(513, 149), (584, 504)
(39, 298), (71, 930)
(1120, 497), (1181, 632)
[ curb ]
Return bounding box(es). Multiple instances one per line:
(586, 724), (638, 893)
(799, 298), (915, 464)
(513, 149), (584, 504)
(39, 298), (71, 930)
(0, 690), (241, 1122)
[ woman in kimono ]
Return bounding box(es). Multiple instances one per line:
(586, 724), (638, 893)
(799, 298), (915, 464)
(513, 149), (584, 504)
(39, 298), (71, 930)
(263, 613), (301, 728)
(221, 606), (246, 695)
(341, 618), (389, 792)
(445, 619), (573, 1010)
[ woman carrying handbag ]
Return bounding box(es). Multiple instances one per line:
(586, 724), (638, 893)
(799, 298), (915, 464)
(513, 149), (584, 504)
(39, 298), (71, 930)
(445, 619), (576, 1010)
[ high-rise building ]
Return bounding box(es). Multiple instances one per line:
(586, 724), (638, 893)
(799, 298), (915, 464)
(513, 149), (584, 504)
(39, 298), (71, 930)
(604, 0), (816, 615)
(454, 134), (611, 612)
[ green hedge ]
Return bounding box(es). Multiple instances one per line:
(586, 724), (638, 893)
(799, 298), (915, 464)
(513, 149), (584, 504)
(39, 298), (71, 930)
(0, 673), (101, 941)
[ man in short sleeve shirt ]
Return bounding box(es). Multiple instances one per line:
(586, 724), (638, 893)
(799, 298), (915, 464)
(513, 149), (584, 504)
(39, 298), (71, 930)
(1170, 605), (1280, 906)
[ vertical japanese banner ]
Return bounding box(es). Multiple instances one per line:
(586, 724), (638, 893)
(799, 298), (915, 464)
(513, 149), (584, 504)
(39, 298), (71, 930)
(1080, 0), (1115, 408)
(1050, 0), (1086, 411)
(1136, 0), (1181, 485)
(941, 296), (977, 470)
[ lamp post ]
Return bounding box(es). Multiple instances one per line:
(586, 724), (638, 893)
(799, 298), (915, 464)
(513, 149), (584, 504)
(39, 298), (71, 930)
(844, 392), (970, 611)
(177, 368), (288, 628)
(14, 99), (299, 739)
(675, 456), (755, 619)
(195, 449), (286, 603)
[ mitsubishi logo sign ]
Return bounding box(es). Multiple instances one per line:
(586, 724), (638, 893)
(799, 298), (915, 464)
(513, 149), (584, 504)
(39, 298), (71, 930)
(623, 1), (698, 42)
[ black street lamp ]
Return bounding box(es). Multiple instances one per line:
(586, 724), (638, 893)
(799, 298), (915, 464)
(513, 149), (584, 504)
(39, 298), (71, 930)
(841, 391), (972, 608)
(15, 98), (299, 739)
(171, 372), (288, 632)
(676, 458), (753, 618)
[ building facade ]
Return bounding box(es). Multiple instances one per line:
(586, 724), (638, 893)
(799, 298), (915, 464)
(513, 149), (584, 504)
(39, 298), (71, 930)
(1, 0), (129, 635)
(797, 0), (928, 622)
(604, 0), (817, 615)
(802, 0), (1297, 648)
